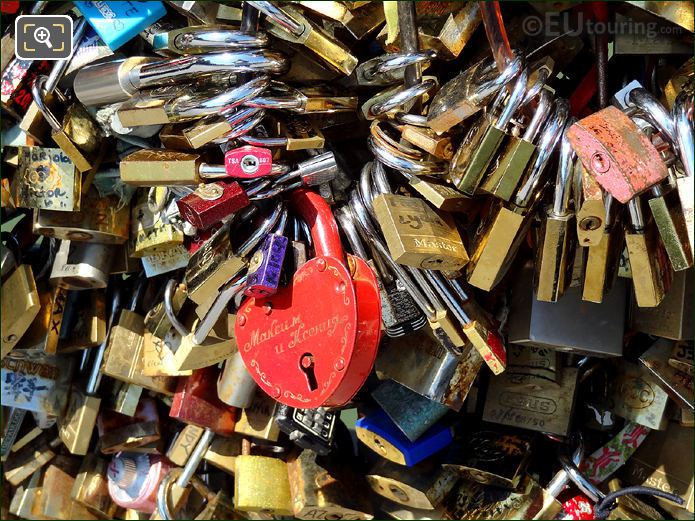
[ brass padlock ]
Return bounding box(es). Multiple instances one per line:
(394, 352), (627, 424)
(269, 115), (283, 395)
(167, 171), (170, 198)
(70, 453), (118, 519)
(611, 361), (670, 430)
(288, 449), (374, 519)
(102, 275), (177, 395)
(624, 198), (673, 308)
(15, 146), (81, 212)
(32, 76), (105, 173)
(535, 128), (577, 302)
(234, 439), (293, 515)
(1, 264), (41, 359)
(32, 455), (100, 520)
(373, 193), (468, 271)
(129, 189), (184, 258)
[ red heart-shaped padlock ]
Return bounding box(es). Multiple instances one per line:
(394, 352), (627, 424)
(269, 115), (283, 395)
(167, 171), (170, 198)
(236, 189), (381, 408)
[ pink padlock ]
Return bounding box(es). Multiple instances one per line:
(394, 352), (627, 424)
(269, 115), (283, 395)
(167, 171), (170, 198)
(224, 145), (273, 178)
(107, 453), (172, 513)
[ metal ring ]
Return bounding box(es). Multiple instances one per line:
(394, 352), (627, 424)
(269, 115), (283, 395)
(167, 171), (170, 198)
(371, 120), (422, 158)
(361, 50), (437, 81)
(628, 88), (676, 143)
(156, 467), (180, 520)
(238, 134), (287, 147)
(469, 52), (524, 107)
(237, 203), (286, 257)
(169, 76), (270, 120)
(369, 78), (437, 117)
(673, 87), (694, 179)
(167, 28), (269, 53)
(393, 112), (429, 127)
(368, 135), (447, 176)
(247, 1), (304, 37)
(30, 76), (61, 131)
(164, 280), (189, 337)
(559, 453), (605, 502)
(244, 81), (304, 110)
(213, 109), (267, 143)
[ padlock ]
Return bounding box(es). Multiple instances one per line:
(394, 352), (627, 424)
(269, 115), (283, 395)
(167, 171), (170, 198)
(15, 146), (81, 212)
(184, 205), (283, 312)
(58, 289), (121, 455)
(639, 339), (694, 412)
(366, 457), (457, 511)
(483, 355), (579, 437)
(299, 0), (385, 40)
(381, 1), (481, 59)
(34, 186), (130, 244)
(73, 52), (285, 106)
(449, 66), (529, 196)
(96, 397), (162, 454)
(1, 56), (52, 120)
(241, 115), (327, 150)
(371, 379), (450, 442)
(274, 404), (338, 456)
(75, 1), (167, 50)
(166, 424), (205, 467)
(426, 55), (522, 134)
(129, 189), (184, 258)
(1, 264), (41, 359)
(441, 475), (563, 520)
(176, 181), (251, 230)
(466, 99), (569, 291)
(373, 193), (468, 271)
(217, 349), (258, 408)
(648, 180), (693, 272)
(167, 274), (244, 372)
(8, 468), (44, 519)
(244, 216), (289, 298)
(224, 145), (273, 179)
(443, 431), (533, 490)
(234, 438), (293, 515)
(620, 421), (694, 513)
(49, 240), (113, 290)
(57, 289), (106, 353)
(107, 452), (173, 514)
(250, 2), (357, 75)
(669, 341), (694, 376)
(582, 194), (625, 303)
(102, 275), (177, 394)
(234, 391), (280, 442)
(534, 127), (577, 302)
(287, 449), (374, 520)
(376, 326), (482, 411)
(575, 166), (608, 247)
(272, 151), (340, 188)
(70, 453), (119, 519)
(568, 105), (669, 203)
(1, 408), (27, 462)
(1, 351), (72, 418)
(624, 197), (673, 307)
(105, 380), (143, 418)
(481, 88), (553, 201)
(355, 409), (453, 467)
(611, 361), (670, 430)
(3, 433), (61, 486)
(31, 76), (105, 173)
(236, 189), (381, 408)
(169, 366), (237, 436)
(32, 456), (100, 520)
(672, 86), (694, 255)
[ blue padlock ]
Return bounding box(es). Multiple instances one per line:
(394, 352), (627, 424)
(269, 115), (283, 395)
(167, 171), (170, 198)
(356, 409), (453, 467)
(75, 1), (167, 50)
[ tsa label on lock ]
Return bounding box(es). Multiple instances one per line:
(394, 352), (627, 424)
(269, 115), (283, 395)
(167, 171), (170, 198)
(16, 146), (78, 211)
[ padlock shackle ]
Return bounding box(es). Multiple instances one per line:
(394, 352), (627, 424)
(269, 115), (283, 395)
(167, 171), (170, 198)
(673, 88), (694, 179)
(290, 189), (344, 261)
(30, 76), (61, 132)
(627, 88), (676, 145)
(552, 120), (578, 217)
(523, 88), (552, 142)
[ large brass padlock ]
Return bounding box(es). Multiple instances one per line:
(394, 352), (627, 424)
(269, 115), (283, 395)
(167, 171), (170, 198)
(373, 193), (468, 271)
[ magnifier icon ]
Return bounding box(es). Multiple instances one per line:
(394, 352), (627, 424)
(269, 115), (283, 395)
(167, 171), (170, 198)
(33, 26), (52, 48)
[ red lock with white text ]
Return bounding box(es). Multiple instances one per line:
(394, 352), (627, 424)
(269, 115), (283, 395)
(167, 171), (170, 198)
(235, 189), (382, 408)
(224, 145), (273, 179)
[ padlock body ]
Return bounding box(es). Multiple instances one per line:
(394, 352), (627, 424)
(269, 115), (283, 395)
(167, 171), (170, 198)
(535, 212), (575, 302)
(480, 137), (535, 201)
(234, 455), (293, 514)
(649, 192), (693, 271)
(16, 146), (81, 212)
(244, 233), (288, 297)
(467, 204), (528, 291)
(224, 145), (273, 178)
(120, 149), (202, 185)
(177, 181), (250, 230)
(373, 193), (468, 271)
(450, 119), (505, 196)
(625, 226), (672, 308)
(1, 265), (41, 358)
(568, 106), (668, 203)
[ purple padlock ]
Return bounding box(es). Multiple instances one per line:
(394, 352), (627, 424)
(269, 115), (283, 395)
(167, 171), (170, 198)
(244, 234), (289, 297)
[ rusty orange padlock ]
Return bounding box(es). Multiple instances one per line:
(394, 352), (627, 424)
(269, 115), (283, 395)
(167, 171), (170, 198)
(236, 189), (381, 408)
(567, 106), (668, 203)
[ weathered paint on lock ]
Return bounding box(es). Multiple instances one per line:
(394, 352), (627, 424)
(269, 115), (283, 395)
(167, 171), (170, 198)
(567, 107), (668, 203)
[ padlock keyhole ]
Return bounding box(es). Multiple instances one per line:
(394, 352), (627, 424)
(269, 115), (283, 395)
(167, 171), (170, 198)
(299, 352), (318, 391)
